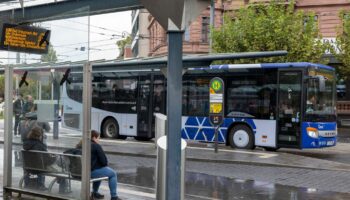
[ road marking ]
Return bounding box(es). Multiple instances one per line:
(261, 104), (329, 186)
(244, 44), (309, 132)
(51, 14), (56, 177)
(119, 188), (155, 198)
(101, 183), (220, 200)
(188, 146), (278, 158)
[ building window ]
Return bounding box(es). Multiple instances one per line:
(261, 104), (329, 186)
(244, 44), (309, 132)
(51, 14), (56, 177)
(184, 26), (190, 42)
(201, 16), (210, 43)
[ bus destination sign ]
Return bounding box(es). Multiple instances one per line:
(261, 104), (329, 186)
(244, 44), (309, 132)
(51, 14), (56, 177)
(0, 23), (50, 54)
(209, 77), (224, 126)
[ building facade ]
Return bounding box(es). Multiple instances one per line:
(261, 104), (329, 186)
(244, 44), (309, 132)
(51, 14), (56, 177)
(142, 0), (350, 57)
(131, 9), (150, 58)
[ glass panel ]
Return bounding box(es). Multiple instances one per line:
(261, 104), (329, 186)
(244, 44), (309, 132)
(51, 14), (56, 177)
(277, 71), (302, 146)
(225, 70), (277, 119)
(7, 7), (90, 199)
(182, 77), (210, 116)
(305, 68), (336, 122)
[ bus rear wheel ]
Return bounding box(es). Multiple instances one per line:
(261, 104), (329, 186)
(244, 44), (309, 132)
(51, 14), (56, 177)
(102, 118), (126, 139)
(229, 125), (255, 149)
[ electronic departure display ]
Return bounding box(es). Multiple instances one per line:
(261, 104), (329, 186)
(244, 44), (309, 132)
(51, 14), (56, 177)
(0, 23), (50, 54)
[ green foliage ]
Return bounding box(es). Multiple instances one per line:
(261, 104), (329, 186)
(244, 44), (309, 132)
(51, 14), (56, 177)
(334, 11), (350, 80)
(116, 36), (132, 58)
(212, 0), (330, 64)
(41, 45), (58, 63)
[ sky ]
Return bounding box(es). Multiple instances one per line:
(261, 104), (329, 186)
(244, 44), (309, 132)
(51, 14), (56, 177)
(0, 11), (132, 64)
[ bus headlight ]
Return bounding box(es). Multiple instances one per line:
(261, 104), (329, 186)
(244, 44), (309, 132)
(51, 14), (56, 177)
(307, 127), (319, 138)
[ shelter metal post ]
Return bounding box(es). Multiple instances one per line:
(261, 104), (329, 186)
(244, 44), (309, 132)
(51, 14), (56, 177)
(53, 72), (60, 139)
(166, 30), (184, 200)
(4, 65), (13, 190)
(81, 62), (92, 200)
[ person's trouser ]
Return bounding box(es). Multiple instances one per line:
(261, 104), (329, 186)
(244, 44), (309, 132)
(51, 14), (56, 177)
(57, 178), (69, 193)
(14, 115), (20, 135)
(91, 167), (117, 197)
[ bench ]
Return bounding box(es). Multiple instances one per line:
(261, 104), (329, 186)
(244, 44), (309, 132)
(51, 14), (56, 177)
(19, 150), (108, 194)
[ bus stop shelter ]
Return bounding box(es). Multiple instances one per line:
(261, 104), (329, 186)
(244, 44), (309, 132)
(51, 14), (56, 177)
(0, 0), (287, 199)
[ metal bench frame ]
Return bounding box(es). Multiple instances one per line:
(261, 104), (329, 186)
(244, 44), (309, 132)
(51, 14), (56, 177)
(20, 150), (108, 193)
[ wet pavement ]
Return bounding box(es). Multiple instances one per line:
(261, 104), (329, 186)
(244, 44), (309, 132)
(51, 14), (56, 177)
(2, 146), (350, 200)
(1, 124), (350, 199)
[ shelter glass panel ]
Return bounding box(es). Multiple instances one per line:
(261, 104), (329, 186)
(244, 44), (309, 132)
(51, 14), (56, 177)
(6, 6), (90, 199)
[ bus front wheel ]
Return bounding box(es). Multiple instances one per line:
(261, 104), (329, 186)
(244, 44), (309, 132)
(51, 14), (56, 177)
(229, 125), (255, 149)
(102, 118), (126, 139)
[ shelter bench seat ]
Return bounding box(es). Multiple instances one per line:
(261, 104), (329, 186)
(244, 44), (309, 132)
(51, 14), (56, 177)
(19, 150), (108, 193)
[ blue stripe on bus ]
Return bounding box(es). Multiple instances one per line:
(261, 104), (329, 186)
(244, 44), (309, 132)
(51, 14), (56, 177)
(181, 117), (257, 143)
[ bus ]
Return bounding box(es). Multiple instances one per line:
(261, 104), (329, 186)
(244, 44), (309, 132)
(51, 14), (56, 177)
(61, 62), (337, 150)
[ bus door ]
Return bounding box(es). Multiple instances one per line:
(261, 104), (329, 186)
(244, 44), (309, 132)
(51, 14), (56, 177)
(277, 70), (302, 147)
(137, 75), (153, 139)
(152, 76), (166, 128)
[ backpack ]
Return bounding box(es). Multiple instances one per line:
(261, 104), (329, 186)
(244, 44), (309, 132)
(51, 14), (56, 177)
(63, 148), (82, 178)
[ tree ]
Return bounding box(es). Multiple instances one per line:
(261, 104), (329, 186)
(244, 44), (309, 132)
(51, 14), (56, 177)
(116, 36), (132, 59)
(212, 0), (330, 64)
(41, 45), (58, 63)
(334, 12), (350, 80)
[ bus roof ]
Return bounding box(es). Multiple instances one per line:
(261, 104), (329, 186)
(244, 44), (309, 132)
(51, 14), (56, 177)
(208, 62), (334, 71)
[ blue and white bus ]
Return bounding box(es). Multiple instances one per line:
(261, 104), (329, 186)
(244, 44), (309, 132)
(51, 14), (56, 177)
(61, 62), (337, 150)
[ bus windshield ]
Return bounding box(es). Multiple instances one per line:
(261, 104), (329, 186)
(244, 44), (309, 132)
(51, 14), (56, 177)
(305, 69), (335, 120)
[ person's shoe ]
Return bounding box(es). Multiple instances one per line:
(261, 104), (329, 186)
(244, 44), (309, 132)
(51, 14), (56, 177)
(91, 192), (105, 199)
(111, 197), (122, 200)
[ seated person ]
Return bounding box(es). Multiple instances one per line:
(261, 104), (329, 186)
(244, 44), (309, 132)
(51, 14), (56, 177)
(23, 126), (67, 192)
(306, 95), (317, 112)
(19, 112), (50, 144)
(22, 126), (47, 190)
(74, 130), (121, 200)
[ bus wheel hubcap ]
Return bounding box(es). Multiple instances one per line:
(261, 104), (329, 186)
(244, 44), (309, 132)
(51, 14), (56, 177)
(107, 124), (116, 136)
(233, 130), (249, 148)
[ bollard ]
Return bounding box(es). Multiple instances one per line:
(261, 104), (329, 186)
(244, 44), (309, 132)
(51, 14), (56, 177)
(156, 135), (187, 200)
(154, 113), (167, 146)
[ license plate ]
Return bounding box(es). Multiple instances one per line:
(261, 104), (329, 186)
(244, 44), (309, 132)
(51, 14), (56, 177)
(327, 141), (334, 146)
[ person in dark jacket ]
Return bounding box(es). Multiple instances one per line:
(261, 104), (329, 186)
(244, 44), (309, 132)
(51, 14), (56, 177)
(23, 95), (34, 114)
(19, 112), (50, 143)
(13, 94), (24, 136)
(22, 126), (47, 190)
(76, 130), (121, 200)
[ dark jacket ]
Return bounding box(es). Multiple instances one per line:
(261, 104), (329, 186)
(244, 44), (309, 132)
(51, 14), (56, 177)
(23, 139), (47, 151)
(91, 141), (108, 171)
(69, 141), (108, 171)
(13, 99), (24, 115)
(23, 101), (34, 114)
(19, 120), (50, 143)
